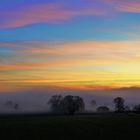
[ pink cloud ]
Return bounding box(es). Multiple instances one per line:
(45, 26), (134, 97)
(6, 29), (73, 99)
(5, 0), (140, 29)
(0, 3), (106, 29)
(103, 0), (140, 13)
(85, 0), (140, 13)
(117, 1), (140, 13)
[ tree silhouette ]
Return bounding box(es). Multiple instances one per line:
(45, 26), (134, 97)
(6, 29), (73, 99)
(14, 103), (19, 110)
(113, 97), (125, 112)
(5, 101), (19, 111)
(133, 104), (140, 113)
(48, 95), (62, 113)
(6, 100), (13, 107)
(90, 99), (96, 110)
(48, 95), (85, 115)
(74, 96), (85, 112)
(60, 95), (85, 115)
(124, 106), (130, 112)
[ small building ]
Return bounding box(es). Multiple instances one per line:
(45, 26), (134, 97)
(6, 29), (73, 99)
(96, 106), (110, 113)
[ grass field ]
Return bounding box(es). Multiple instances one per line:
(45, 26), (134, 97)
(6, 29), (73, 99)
(0, 113), (140, 140)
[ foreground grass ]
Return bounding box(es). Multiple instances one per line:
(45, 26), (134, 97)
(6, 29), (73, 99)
(0, 113), (140, 140)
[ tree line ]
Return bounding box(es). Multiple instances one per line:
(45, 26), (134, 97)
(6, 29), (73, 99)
(5, 95), (140, 114)
(48, 95), (85, 115)
(48, 95), (140, 115)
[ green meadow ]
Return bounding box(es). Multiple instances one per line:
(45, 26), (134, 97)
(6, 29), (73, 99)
(0, 113), (140, 140)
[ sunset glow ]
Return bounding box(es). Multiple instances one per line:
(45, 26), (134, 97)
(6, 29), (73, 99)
(0, 0), (140, 92)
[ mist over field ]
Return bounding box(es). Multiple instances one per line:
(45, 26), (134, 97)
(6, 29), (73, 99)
(0, 0), (140, 114)
(0, 87), (139, 113)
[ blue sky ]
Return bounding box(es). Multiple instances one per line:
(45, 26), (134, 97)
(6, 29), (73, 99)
(0, 0), (140, 93)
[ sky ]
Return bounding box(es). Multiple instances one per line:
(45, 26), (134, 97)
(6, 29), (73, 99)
(1, 0), (140, 112)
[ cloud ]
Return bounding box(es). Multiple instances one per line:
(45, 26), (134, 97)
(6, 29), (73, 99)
(23, 41), (140, 61)
(85, 0), (140, 13)
(103, 0), (140, 13)
(1, 40), (140, 70)
(0, 0), (140, 29)
(1, 40), (140, 68)
(0, 63), (44, 70)
(0, 3), (106, 29)
(117, 1), (140, 13)
(1, 40), (140, 92)
(0, 43), (111, 71)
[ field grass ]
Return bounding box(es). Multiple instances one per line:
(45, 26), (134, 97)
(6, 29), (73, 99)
(0, 113), (140, 140)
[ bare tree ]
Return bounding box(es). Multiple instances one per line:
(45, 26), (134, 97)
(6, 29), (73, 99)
(14, 103), (19, 110)
(113, 97), (125, 112)
(90, 99), (96, 110)
(48, 95), (62, 113)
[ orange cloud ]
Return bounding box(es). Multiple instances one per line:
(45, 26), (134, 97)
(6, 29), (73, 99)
(1, 40), (140, 91)
(0, 63), (44, 70)
(23, 41), (140, 60)
(1, 40), (140, 70)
